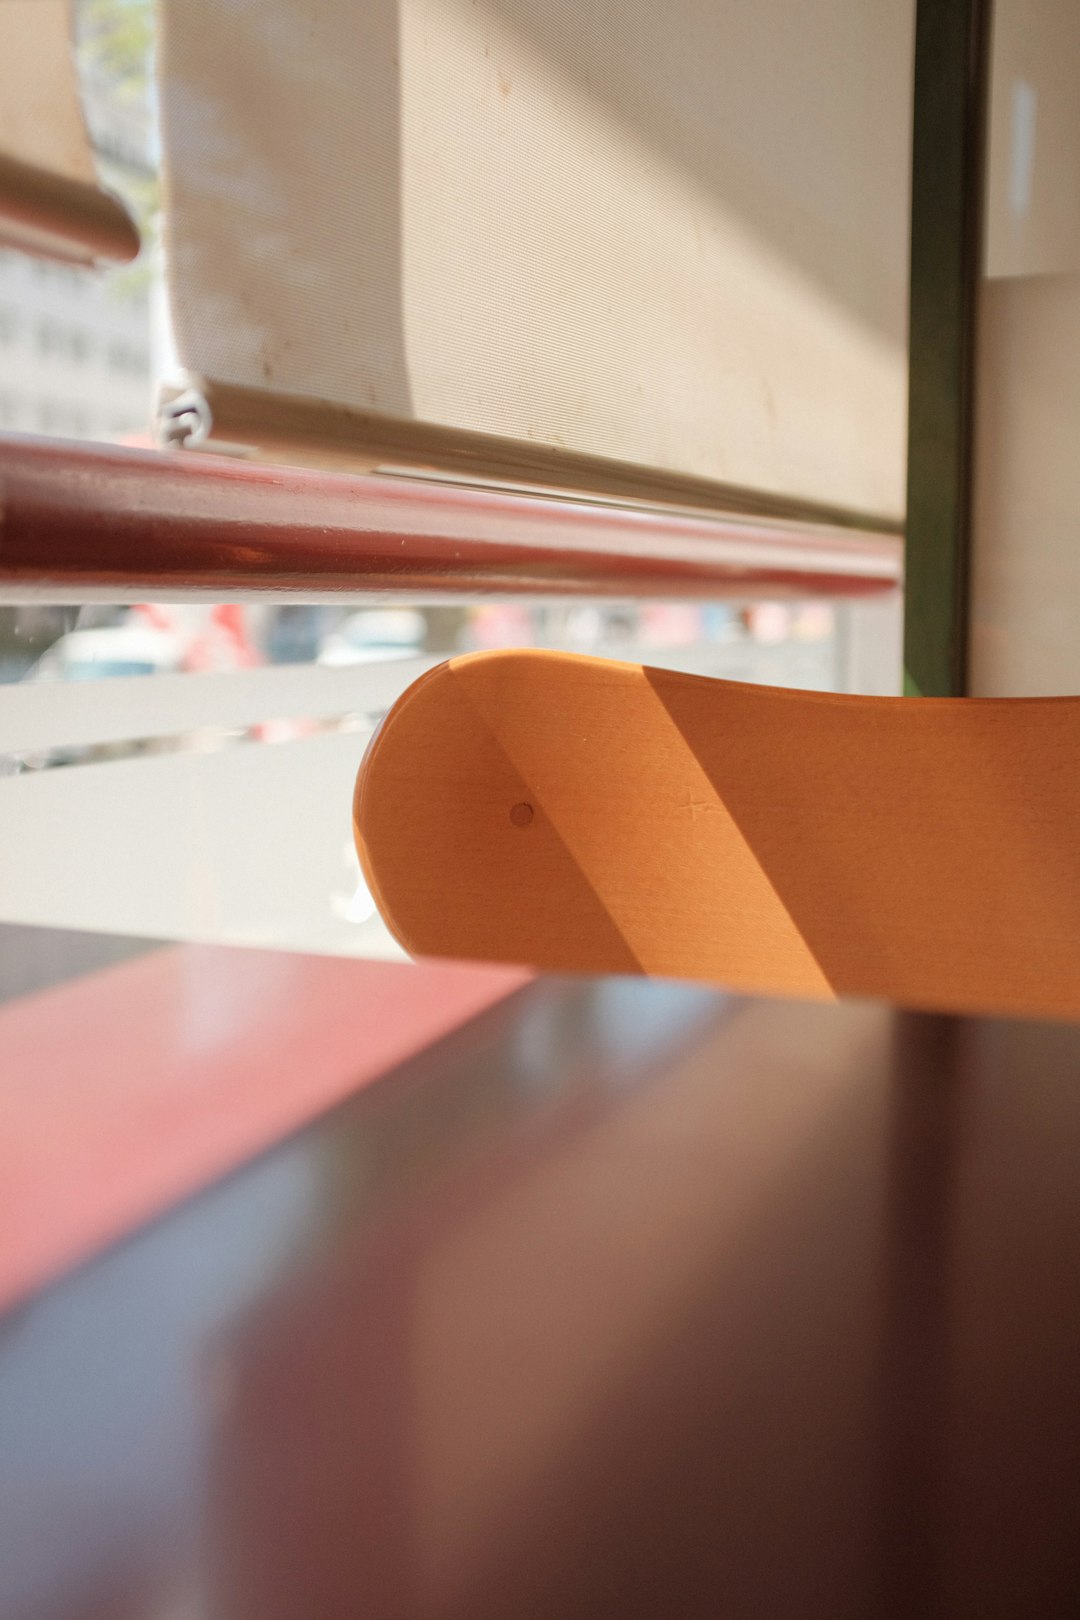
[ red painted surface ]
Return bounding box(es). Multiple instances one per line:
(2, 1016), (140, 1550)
(0, 943), (528, 1311)
(0, 436), (901, 599)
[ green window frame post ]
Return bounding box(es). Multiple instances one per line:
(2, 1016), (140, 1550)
(904, 0), (990, 697)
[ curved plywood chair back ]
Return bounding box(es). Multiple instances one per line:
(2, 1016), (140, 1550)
(354, 650), (1080, 1019)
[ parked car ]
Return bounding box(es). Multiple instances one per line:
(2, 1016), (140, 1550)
(318, 609), (426, 667)
(31, 623), (184, 683)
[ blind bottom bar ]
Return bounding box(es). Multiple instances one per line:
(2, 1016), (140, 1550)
(167, 376), (904, 539)
(0, 155), (139, 266)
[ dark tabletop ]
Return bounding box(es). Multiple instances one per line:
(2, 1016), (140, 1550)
(3, 971), (1080, 1619)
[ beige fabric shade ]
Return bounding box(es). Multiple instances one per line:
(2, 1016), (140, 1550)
(971, 1), (1080, 694)
(0, 0), (139, 265)
(159, 0), (913, 525)
(983, 0), (1080, 280)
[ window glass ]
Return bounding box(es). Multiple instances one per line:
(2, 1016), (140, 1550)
(0, 593), (901, 958)
(0, 0), (904, 966)
(0, 0), (158, 449)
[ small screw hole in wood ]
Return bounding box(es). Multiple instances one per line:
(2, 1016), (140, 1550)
(510, 802), (534, 828)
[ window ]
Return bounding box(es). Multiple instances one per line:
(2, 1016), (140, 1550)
(0, 0), (907, 963)
(106, 340), (146, 375)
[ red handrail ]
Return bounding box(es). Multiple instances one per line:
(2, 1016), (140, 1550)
(0, 436), (901, 600)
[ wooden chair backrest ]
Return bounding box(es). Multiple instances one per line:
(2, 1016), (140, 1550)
(354, 650), (1080, 1019)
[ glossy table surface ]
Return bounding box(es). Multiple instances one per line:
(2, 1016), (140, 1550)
(4, 942), (1080, 1618)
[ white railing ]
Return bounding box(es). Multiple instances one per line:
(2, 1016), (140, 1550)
(0, 596), (900, 958)
(0, 656), (437, 757)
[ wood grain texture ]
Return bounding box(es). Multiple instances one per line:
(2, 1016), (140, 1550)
(354, 650), (1080, 1018)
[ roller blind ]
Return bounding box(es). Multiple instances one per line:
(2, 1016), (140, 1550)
(159, 0), (913, 525)
(0, 0), (139, 265)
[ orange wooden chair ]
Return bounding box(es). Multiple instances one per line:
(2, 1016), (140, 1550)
(354, 650), (1080, 1020)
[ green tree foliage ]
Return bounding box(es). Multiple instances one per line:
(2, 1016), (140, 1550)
(78, 0), (154, 107)
(76, 0), (158, 295)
